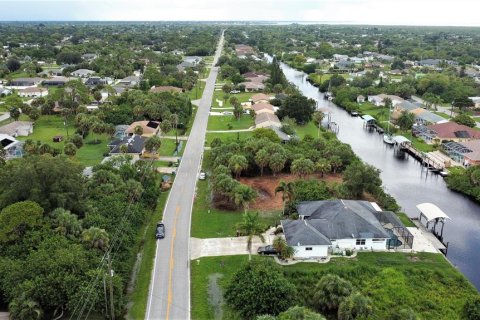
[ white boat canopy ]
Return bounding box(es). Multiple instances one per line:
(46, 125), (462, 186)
(416, 203), (451, 222)
(362, 115), (375, 122)
(393, 135), (411, 145)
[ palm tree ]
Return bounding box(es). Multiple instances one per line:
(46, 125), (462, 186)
(255, 149), (269, 176)
(145, 135), (162, 155)
(233, 103), (243, 121)
(397, 110), (415, 131)
(228, 154), (248, 178)
(316, 159), (331, 178)
(160, 120), (172, 136)
(338, 293), (373, 320)
(272, 236), (295, 260)
(82, 227), (110, 251)
(169, 113), (179, 145)
(329, 156), (343, 174)
(9, 294), (43, 320)
(275, 181), (295, 216)
(236, 212), (265, 260)
(269, 153), (286, 176)
(51, 208), (82, 238)
(134, 125), (143, 136)
(312, 274), (353, 313)
(233, 184), (257, 214)
(291, 158), (315, 178)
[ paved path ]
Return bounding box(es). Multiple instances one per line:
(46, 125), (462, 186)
(206, 128), (254, 133)
(161, 136), (189, 141)
(146, 31), (224, 320)
(158, 156), (181, 162)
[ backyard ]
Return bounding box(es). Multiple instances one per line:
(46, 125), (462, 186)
(191, 252), (479, 320)
(211, 91), (254, 108)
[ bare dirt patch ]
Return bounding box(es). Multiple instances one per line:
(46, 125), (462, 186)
(239, 173), (342, 210)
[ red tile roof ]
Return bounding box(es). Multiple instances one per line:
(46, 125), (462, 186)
(427, 122), (480, 139)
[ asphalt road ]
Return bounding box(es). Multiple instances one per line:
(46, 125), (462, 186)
(145, 31), (224, 320)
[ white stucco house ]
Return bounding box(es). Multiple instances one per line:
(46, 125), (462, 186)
(18, 87), (48, 98)
(281, 200), (412, 259)
(367, 94), (404, 107)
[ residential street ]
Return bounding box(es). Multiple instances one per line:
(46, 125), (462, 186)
(145, 31), (224, 320)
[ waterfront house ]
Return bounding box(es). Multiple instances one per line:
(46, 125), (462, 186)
(442, 140), (480, 166)
(255, 113), (281, 128)
(240, 82), (265, 92)
(8, 77), (43, 88)
(281, 200), (412, 259)
(251, 93), (272, 104)
(413, 122), (480, 144)
(368, 94), (404, 107)
(252, 103), (275, 115)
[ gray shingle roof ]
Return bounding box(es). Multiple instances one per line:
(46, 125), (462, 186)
(294, 200), (391, 240)
(281, 220), (332, 246)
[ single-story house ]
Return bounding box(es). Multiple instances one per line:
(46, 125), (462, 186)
(150, 86), (183, 94)
(251, 93), (272, 104)
(0, 134), (23, 159)
(0, 121), (33, 137)
(42, 76), (70, 87)
(357, 95), (365, 103)
(112, 86), (126, 96)
(108, 135), (146, 155)
(85, 77), (113, 87)
(267, 125), (292, 142)
(367, 94), (404, 107)
(413, 122), (480, 144)
(281, 200), (411, 259)
(18, 87), (48, 98)
(38, 68), (63, 77)
(71, 69), (96, 78)
(125, 120), (160, 137)
(240, 82), (265, 92)
(82, 53), (97, 61)
(8, 77), (43, 88)
(252, 103), (275, 115)
(118, 76), (140, 87)
(443, 140), (480, 166)
(255, 113), (281, 128)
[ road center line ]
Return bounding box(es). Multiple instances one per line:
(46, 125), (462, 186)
(165, 205), (180, 320)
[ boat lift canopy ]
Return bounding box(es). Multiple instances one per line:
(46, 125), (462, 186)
(362, 115), (375, 122)
(416, 203), (450, 222)
(393, 135), (411, 146)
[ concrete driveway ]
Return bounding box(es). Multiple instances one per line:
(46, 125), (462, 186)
(190, 228), (276, 260)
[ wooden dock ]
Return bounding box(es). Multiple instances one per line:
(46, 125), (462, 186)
(403, 145), (444, 171)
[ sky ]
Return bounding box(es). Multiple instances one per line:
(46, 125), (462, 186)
(0, 0), (479, 26)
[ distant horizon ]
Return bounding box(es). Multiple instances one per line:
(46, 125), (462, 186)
(0, 0), (479, 26)
(0, 20), (479, 28)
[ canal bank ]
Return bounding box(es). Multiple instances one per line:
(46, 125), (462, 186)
(271, 55), (480, 290)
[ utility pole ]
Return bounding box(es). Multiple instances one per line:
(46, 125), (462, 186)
(107, 252), (115, 320)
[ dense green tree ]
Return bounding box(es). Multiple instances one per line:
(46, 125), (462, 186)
(8, 293), (43, 320)
(269, 152), (287, 176)
(275, 181), (295, 216)
(463, 297), (480, 320)
(81, 227), (109, 251)
(229, 154), (248, 178)
(291, 158), (315, 178)
(453, 114), (476, 128)
(343, 161), (382, 198)
(9, 107), (21, 121)
(6, 59), (21, 72)
(234, 184), (257, 214)
(255, 149), (270, 176)
(279, 306), (326, 320)
(63, 142), (77, 157)
(0, 201), (43, 243)
(225, 260), (296, 319)
(397, 111), (416, 130)
(277, 94), (316, 124)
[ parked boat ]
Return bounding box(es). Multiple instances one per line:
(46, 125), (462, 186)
(383, 133), (395, 145)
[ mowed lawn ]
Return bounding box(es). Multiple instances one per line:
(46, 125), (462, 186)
(191, 180), (280, 239)
(205, 131), (253, 145)
(211, 91), (254, 108)
(207, 114), (254, 131)
(191, 253), (479, 320)
(18, 115), (109, 166)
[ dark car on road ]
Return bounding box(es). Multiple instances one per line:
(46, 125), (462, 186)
(257, 245), (278, 255)
(155, 222), (165, 239)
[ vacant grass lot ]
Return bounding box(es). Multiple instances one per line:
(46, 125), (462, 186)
(17, 115), (110, 166)
(211, 91), (254, 108)
(205, 131), (253, 145)
(127, 191), (169, 319)
(191, 253), (479, 320)
(293, 121), (320, 139)
(191, 180), (280, 239)
(207, 114), (254, 131)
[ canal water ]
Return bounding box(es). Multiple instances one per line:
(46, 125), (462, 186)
(273, 57), (480, 290)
